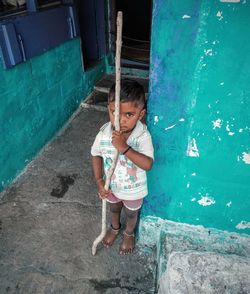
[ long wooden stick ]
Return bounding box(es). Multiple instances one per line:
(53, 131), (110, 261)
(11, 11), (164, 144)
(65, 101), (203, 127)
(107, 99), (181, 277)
(92, 11), (123, 256)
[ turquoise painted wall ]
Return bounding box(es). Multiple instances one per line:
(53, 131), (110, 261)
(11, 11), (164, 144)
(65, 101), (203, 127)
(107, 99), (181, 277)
(144, 0), (250, 234)
(0, 38), (106, 191)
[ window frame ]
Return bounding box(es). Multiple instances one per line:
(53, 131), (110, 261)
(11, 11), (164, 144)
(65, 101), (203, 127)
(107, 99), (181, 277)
(0, 0), (79, 69)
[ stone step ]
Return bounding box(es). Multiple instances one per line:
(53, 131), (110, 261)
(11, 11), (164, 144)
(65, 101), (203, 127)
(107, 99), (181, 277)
(85, 74), (150, 110)
(158, 251), (250, 294)
(84, 91), (108, 108)
(138, 217), (250, 294)
(157, 224), (250, 284)
(94, 74), (149, 94)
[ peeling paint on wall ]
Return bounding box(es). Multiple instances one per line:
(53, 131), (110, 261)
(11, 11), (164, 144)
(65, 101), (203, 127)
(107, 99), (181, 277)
(242, 152), (250, 164)
(187, 138), (200, 157)
(226, 122), (235, 136)
(145, 0), (250, 234)
(216, 11), (223, 20)
(236, 221), (250, 230)
(197, 195), (216, 206)
(154, 116), (159, 125)
(182, 15), (191, 19)
(165, 124), (176, 131)
(212, 119), (222, 129)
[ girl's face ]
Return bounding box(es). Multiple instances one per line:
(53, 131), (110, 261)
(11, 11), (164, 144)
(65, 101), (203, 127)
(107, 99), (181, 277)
(108, 101), (145, 134)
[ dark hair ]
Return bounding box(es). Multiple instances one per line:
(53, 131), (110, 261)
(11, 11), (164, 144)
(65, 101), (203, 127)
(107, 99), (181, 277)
(108, 78), (146, 108)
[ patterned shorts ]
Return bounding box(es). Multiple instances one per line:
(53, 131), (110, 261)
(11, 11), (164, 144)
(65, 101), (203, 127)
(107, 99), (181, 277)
(106, 191), (144, 211)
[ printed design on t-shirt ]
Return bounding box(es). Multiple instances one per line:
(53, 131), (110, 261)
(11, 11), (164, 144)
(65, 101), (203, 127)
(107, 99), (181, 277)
(104, 156), (113, 171)
(129, 138), (139, 149)
(120, 156), (138, 183)
(104, 155), (117, 184)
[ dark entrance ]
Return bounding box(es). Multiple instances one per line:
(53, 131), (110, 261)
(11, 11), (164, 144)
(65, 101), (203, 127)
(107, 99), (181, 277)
(112, 0), (152, 70)
(76, 0), (152, 71)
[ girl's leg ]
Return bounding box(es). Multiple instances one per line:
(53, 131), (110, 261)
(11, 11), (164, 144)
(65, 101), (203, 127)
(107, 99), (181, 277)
(102, 202), (123, 248)
(110, 202), (123, 229)
(119, 207), (139, 255)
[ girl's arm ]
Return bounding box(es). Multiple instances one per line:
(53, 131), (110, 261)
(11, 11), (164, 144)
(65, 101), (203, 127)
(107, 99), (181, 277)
(92, 156), (109, 198)
(92, 156), (103, 182)
(123, 148), (153, 171)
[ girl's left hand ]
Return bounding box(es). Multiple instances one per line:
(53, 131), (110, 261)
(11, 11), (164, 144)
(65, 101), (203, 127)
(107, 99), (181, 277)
(112, 131), (128, 153)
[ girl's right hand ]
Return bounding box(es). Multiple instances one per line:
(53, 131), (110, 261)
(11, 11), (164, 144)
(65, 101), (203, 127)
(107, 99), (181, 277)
(96, 179), (109, 199)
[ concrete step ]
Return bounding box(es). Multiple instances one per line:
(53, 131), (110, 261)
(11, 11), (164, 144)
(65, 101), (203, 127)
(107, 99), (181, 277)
(94, 74), (149, 94)
(138, 217), (250, 294)
(158, 251), (250, 294)
(84, 74), (150, 111)
(84, 91), (108, 108)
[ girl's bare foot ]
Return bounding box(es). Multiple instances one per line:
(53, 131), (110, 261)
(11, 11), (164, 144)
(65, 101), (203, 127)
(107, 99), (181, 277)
(102, 225), (120, 248)
(119, 231), (135, 255)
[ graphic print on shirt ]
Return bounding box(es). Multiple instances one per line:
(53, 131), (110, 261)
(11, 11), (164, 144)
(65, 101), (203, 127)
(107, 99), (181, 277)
(120, 155), (138, 183)
(104, 156), (113, 170)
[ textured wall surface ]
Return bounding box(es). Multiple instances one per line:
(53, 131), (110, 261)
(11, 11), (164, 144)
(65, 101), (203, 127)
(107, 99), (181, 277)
(0, 38), (106, 191)
(144, 0), (250, 233)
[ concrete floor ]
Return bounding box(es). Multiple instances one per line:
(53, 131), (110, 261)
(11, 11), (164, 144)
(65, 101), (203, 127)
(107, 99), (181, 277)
(2, 74), (249, 294)
(0, 106), (156, 294)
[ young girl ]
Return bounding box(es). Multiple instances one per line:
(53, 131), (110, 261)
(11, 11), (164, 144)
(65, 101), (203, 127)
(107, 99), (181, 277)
(91, 79), (154, 255)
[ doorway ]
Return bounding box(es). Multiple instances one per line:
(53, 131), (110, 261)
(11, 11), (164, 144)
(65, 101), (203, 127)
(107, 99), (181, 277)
(111, 0), (152, 71)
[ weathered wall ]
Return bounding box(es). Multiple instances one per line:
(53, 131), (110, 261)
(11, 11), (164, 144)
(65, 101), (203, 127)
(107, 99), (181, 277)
(0, 38), (106, 191)
(144, 0), (250, 234)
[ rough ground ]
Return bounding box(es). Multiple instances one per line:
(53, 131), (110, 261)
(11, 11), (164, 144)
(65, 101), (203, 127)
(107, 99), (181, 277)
(0, 107), (156, 294)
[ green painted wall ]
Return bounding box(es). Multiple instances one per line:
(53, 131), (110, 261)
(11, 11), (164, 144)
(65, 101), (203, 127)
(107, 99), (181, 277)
(144, 0), (250, 234)
(0, 38), (106, 191)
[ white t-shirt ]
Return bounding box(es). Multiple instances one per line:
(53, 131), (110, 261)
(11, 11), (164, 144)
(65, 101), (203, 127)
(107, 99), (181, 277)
(91, 121), (154, 200)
